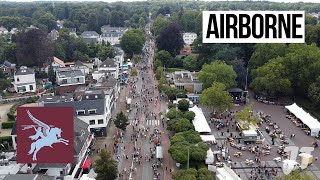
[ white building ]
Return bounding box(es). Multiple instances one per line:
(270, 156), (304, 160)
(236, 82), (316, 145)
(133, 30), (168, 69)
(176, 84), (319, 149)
(98, 25), (128, 45)
(0, 26), (8, 35)
(183, 32), (197, 46)
(13, 66), (36, 93)
(98, 58), (119, 79)
(56, 68), (85, 87)
(42, 56), (65, 73)
(114, 47), (125, 67)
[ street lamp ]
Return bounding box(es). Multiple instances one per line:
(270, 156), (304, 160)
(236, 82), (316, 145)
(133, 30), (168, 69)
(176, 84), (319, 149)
(187, 143), (198, 169)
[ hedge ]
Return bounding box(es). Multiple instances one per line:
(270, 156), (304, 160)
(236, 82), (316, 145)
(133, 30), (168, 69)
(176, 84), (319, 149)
(0, 136), (12, 143)
(2, 121), (15, 129)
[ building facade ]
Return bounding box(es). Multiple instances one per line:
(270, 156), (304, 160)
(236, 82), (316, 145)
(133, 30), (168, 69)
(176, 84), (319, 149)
(183, 32), (197, 46)
(56, 67), (86, 94)
(13, 66), (36, 93)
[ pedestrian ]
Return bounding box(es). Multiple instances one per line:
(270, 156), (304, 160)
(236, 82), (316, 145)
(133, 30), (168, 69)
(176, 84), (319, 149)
(170, 169), (172, 173)
(166, 167), (167, 171)
(105, 144), (107, 149)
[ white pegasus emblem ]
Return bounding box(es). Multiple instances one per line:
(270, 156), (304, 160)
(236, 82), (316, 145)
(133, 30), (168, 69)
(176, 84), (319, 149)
(22, 110), (69, 161)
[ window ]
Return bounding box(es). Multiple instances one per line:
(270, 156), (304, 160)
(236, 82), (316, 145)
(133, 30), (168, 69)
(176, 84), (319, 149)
(77, 110), (85, 115)
(88, 109), (97, 114)
(89, 120), (95, 125)
(62, 79), (67, 84)
(17, 78), (19, 82)
(176, 85), (184, 90)
(77, 78), (80, 82)
(29, 85), (33, 91)
(98, 119), (104, 124)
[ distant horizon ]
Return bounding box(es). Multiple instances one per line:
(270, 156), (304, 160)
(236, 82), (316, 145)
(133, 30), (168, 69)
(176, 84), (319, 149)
(0, 0), (319, 3)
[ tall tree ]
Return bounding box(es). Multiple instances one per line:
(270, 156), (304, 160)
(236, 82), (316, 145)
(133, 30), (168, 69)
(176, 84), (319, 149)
(151, 16), (171, 37)
(94, 149), (118, 180)
(200, 82), (233, 114)
(114, 112), (129, 131)
(250, 58), (291, 97)
(198, 60), (237, 89)
(120, 29), (146, 57)
(156, 23), (184, 57)
(16, 29), (53, 67)
(155, 50), (173, 68)
(177, 99), (189, 111)
(172, 168), (197, 180)
(167, 118), (194, 133)
(48, 65), (55, 85)
(308, 76), (320, 107)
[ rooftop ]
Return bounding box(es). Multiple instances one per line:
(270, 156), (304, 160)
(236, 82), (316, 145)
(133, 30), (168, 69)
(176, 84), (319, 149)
(57, 68), (84, 78)
(2, 61), (16, 68)
(99, 58), (117, 68)
(38, 95), (74, 103)
(15, 66), (34, 76)
(81, 31), (99, 37)
(173, 71), (200, 84)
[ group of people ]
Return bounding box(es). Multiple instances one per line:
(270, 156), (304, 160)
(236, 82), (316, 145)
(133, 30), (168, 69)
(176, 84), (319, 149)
(117, 23), (163, 180)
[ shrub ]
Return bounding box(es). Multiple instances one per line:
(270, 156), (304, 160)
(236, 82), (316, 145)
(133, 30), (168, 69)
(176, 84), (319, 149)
(2, 121), (15, 129)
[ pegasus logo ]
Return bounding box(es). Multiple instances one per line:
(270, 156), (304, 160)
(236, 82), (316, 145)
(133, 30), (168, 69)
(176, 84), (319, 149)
(22, 110), (69, 161)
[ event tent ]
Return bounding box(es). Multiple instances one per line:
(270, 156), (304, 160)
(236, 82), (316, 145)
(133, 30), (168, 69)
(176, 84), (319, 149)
(285, 103), (320, 136)
(189, 106), (211, 133)
(156, 146), (163, 159)
(200, 135), (216, 143)
(205, 148), (214, 164)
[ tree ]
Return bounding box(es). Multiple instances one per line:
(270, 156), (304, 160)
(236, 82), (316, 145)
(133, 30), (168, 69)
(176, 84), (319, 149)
(156, 23), (184, 57)
(166, 108), (183, 120)
(167, 118), (194, 133)
(235, 103), (259, 130)
(94, 149), (118, 180)
(279, 170), (313, 180)
(308, 76), (320, 107)
(120, 29), (146, 56)
(197, 168), (212, 180)
(155, 50), (173, 67)
(173, 168), (197, 180)
(177, 99), (189, 111)
(114, 112), (129, 131)
(155, 66), (165, 80)
(16, 29), (54, 67)
(231, 58), (247, 89)
(97, 44), (115, 60)
(48, 65), (56, 85)
(200, 82), (233, 114)
(183, 55), (198, 71)
(151, 16), (171, 37)
(131, 68), (138, 76)
(199, 61), (237, 89)
(250, 58), (291, 97)
(0, 78), (11, 91)
(183, 111), (195, 122)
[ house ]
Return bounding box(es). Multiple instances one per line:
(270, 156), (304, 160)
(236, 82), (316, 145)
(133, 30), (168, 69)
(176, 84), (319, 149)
(114, 47), (125, 68)
(26, 25), (38, 31)
(56, 20), (64, 29)
(56, 67), (86, 94)
(81, 31), (99, 44)
(48, 29), (59, 41)
(69, 28), (78, 38)
(98, 58), (119, 79)
(10, 117), (94, 180)
(0, 60), (16, 77)
(183, 32), (197, 46)
(91, 74), (120, 102)
(13, 66), (36, 93)
(0, 26), (8, 35)
(99, 25), (128, 45)
(42, 56), (65, 73)
(180, 46), (192, 56)
(40, 90), (112, 137)
(173, 71), (202, 102)
(10, 28), (19, 34)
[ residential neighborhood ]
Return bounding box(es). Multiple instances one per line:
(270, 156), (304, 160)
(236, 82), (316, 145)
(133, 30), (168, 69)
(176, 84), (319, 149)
(0, 1), (320, 180)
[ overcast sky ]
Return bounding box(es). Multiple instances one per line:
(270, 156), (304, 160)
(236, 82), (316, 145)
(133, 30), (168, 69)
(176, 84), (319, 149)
(1, 0), (319, 3)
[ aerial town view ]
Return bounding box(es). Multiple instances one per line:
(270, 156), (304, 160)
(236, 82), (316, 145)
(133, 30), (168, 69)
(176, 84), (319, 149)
(0, 0), (320, 180)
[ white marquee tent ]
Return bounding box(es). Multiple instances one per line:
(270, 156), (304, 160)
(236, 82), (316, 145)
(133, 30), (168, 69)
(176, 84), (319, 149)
(205, 148), (214, 164)
(189, 106), (211, 133)
(200, 135), (216, 143)
(285, 103), (320, 136)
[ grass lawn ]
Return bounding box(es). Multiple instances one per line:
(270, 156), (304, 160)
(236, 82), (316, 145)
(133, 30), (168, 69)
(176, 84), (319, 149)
(294, 96), (320, 120)
(166, 68), (185, 73)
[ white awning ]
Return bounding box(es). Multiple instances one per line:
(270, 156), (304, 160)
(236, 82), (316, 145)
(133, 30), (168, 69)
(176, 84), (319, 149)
(200, 135), (216, 142)
(285, 103), (320, 136)
(189, 105), (211, 133)
(126, 98), (132, 104)
(156, 146), (163, 159)
(206, 148), (214, 164)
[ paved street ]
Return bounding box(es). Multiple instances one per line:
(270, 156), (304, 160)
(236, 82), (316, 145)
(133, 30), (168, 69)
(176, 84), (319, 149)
(91, 23), (174, 180)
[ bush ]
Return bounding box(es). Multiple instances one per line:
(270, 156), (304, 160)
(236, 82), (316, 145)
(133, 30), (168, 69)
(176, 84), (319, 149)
(7, 104), (17, 121)
(2, 121), (14, 129)
(0, 136), (12, 145)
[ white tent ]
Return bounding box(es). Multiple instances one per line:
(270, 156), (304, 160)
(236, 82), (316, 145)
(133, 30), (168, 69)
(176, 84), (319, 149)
(285, 103), (320, 136)
(126, 98), (132, 105)
(156, 146), (163, 159)
(200, 135), (216, 143)
(189, 106), (211, 133)
(205, 148), (214, 164)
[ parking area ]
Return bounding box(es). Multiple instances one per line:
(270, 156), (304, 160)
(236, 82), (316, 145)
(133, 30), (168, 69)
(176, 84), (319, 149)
(200, 97), (320, 179)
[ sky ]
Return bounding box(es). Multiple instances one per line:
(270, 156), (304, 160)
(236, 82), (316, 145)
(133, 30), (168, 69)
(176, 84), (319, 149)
(0, 0), (319, 3)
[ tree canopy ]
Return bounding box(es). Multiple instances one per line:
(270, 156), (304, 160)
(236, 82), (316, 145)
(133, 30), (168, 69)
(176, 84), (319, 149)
(177, 99), (189, 111)
(200, 82), (233, 114)
(94, 149), (118, 180)
(114, 112), (129, 131)
(156, 22), (184, 57)
(167, 118), (194, 133)
(198, 60), (237, 89)
(120, 28), (146, 56)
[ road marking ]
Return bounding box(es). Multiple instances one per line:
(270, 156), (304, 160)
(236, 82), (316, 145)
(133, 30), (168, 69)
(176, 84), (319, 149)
(146, 119), (159, 126)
